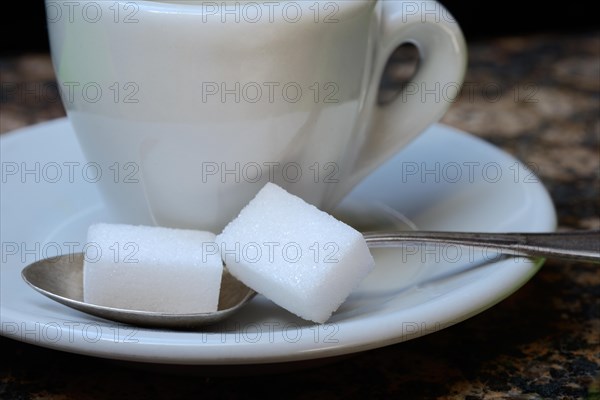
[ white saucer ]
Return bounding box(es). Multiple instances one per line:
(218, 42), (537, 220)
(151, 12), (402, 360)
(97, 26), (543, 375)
(0, 118), (556, 365)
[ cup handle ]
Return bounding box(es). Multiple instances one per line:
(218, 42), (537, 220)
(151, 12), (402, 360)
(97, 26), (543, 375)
(350, 1), (467, 187)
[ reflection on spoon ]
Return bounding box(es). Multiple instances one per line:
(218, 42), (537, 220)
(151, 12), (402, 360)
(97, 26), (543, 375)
(21, 231), (599, 329)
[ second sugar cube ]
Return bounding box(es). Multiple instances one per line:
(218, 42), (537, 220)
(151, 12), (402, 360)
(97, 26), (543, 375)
(217, 183), (375, 323)
(84, 224), (223, 314)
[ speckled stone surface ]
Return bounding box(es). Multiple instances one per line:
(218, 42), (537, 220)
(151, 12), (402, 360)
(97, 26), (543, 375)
(1, 32), (598, 399)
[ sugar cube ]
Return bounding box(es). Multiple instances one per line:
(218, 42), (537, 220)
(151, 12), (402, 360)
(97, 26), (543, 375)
(83, 223), (223, 314)
(216, 183), (375, 323)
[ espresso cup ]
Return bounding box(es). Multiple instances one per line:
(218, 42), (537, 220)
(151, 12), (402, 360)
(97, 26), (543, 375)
(46, 0), (466, 231)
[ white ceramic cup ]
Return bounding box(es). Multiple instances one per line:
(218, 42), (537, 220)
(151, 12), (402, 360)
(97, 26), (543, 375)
(46, 0), (466, 231)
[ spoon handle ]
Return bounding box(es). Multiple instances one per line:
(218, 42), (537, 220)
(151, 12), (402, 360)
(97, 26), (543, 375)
(363, 230), (600, 263)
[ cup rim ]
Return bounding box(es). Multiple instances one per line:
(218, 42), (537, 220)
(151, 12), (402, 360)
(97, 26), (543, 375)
(132, 0), (375, 14)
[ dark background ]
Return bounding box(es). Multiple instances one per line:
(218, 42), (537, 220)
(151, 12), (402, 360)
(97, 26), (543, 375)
(1, 1), (598, 54)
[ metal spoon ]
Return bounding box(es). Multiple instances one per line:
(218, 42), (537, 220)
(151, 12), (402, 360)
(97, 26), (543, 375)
(21, 230), (599, 329)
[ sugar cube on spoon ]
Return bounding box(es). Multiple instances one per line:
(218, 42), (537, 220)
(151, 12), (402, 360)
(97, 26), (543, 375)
(83, 224), (223, 314)
(217, 183), (375, 323)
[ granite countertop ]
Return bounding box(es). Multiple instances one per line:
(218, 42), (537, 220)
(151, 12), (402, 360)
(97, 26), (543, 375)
(1, 32), (598, 399)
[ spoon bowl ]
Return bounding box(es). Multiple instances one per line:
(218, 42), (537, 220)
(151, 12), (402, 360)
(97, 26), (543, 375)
(21, 230), (598, 329)
(21, 253), (256, 329)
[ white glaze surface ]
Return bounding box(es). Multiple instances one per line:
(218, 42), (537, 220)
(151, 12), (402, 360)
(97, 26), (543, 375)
(0, 119), (556, 365)
(45, 0), (466, 231)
